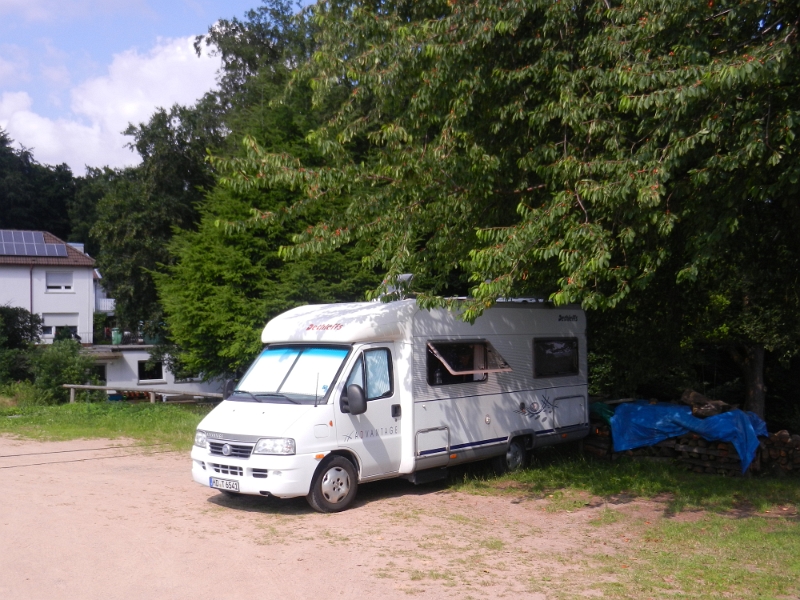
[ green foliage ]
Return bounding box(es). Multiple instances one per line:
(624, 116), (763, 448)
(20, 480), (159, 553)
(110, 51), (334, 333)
(0, 380), (48, 407)
(0, 306), (42, 383)
(216, 0), (798, 309)
(90, 101), (224, 332)
(0, 402), (211, 449)
(0, 128), (74, 240)
(31, 340), (100, 404)
(211, 0), (799, 415)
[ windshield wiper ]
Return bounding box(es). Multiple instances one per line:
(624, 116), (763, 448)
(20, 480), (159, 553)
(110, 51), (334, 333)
(231, 390), (262, 402)
(254, 393), (300, 405)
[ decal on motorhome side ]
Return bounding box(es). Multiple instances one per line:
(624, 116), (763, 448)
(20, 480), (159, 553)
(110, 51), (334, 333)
(343, 425), (400, 442)
(514, 393), (554, 418)
(558, 314), (578, 322)
(306, 322), (345, 331)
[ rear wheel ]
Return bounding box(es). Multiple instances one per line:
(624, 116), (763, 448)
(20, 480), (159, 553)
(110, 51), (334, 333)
(307, 455), (358, 513)
(492, 438), (527, 474)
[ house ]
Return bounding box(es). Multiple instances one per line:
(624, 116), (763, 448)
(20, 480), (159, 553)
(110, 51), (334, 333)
(85, 345), (221, 398)
(1, 229), (222, 398)
(0, 229), (99, 343)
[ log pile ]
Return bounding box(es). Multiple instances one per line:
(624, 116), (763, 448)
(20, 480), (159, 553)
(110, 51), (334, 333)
(584, 418), (800, 477)
(761, 430), (800, 476)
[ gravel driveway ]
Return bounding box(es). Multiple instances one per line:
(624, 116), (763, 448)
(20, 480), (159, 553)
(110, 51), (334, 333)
(0, 436), (618, 599)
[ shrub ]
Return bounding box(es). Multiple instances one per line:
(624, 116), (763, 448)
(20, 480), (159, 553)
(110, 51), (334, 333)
(0, 381), (49, 407)
(32, 340), (100, 404)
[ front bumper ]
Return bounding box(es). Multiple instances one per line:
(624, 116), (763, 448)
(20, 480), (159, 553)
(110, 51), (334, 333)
(190, 445), (323, 498)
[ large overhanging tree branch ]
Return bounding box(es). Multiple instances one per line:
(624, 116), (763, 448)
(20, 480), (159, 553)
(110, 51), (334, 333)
(212, 0), (796, 319)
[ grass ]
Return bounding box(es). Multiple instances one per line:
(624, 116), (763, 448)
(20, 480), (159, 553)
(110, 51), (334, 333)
(589, 515), (800, 599)
(0, 402), (211, 449)
(449, 445), (800, 514)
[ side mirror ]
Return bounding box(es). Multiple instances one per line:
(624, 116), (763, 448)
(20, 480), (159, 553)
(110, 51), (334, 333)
(346, 384), (367, 416)
(223, 379), (236, 400)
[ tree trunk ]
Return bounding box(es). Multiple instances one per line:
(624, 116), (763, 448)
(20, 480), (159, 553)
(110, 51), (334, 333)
(730, 345), (766, 419)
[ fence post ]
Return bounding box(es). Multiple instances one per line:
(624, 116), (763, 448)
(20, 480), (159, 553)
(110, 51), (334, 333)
(70, 387), (75, 403)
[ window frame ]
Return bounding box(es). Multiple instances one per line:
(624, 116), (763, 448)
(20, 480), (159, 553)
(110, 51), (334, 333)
(45, 271), (74, 292)
(137, 360), (165, 383)
(532, 337), (580, 379)
(426, 340), (512, 387)
(344, 347), (394, 401)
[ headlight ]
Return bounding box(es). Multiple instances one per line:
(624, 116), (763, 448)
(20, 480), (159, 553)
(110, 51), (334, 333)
(194, 430), (207, 448)
(253, 437), (296, 455)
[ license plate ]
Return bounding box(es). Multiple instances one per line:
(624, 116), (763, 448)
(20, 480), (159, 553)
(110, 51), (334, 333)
(209, 477), (239, 492)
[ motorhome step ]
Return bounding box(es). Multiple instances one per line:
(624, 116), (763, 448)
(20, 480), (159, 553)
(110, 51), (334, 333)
(405, 468), (448, 485)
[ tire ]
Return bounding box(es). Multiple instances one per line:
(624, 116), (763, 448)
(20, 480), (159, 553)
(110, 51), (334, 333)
(306, 455), (358, 513)
(492, 438), (527, 475)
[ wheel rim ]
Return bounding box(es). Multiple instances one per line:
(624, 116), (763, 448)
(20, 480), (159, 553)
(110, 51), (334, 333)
(506, 443), (524, 470)
(320, 466), (350, 504)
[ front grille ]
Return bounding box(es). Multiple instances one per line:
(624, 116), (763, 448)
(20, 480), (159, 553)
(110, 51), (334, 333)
(252, 468), (268, 479)
(209, 463), (243, 476)
(209, 441), (253, 459)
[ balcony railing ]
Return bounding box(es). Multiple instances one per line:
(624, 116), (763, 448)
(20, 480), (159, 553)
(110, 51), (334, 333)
(97, 298), (116, 313)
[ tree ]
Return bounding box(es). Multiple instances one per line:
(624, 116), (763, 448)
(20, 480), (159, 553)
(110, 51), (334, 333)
(0, 128), (74, 240)
(0, 306), (42, 383)
(213, 0), (799, 417)
(155, 2), (379, 379)
(91, 101), (224, 331)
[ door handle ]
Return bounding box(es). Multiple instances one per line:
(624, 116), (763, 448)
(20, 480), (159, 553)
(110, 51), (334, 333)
(391, 404), (401, 418)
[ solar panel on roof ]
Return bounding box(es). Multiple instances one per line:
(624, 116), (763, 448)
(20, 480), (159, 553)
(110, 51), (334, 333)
(0, 231), (68, 257)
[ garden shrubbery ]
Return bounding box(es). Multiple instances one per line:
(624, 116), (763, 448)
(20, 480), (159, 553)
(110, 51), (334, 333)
(0, 307), (101, 406)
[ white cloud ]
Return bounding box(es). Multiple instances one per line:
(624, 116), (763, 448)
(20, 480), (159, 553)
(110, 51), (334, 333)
(0, 45), (30, 86)
(0, 35), (220, 173)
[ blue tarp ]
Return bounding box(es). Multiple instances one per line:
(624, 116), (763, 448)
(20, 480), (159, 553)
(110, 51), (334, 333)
(609, 401), (768, 473)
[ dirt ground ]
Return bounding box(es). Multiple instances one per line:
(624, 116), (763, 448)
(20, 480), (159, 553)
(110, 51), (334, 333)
(0, 436), (658, 599)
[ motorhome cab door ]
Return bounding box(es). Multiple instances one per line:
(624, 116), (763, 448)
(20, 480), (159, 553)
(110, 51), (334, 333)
(335, 344), (402, 479)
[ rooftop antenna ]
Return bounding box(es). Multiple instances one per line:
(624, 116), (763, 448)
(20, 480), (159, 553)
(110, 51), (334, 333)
(382, 273), (414, 301)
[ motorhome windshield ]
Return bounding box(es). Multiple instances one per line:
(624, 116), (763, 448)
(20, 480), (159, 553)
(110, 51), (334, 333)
(233, 346), (350, 404)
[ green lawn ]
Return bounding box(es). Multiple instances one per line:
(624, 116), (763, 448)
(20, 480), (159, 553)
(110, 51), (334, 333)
(0, 402), (211, 449)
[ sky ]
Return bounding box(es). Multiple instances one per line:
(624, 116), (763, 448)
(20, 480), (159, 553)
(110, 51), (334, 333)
(0, 0), (266, 175)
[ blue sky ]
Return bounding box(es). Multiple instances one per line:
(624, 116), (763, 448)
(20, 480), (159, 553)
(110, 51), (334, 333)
(0, 0), (268, 174)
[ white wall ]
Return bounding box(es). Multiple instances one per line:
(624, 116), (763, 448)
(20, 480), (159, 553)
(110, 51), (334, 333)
(33, 266), (94, 343)
(101, 347), (223, 396)
(0, 265), (33, 308)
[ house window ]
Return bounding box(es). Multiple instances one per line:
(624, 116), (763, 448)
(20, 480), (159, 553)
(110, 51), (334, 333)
(92, 364), (107, 385)
(533, 338), (579, 378)
(42, 326), (53, 336)
(138, 360), (164, 382)
(426, 341), (512, 386)
(55, 326), (79, 341)
(46, 271), (73, 291)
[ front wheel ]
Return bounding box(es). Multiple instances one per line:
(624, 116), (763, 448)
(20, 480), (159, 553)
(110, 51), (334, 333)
(307, 455), (358, 513)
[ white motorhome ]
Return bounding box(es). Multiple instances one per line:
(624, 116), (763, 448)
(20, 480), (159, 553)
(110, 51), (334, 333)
(191, 299), (588, 512)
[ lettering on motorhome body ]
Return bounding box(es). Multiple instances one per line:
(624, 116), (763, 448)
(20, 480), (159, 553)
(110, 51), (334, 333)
(558, 314), (578, 322)
(343, 425), (400, 442)
(306, 323), (345, 331)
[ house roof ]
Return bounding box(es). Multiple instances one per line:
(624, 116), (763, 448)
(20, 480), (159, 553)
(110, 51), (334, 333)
(0, 230), (95, 267)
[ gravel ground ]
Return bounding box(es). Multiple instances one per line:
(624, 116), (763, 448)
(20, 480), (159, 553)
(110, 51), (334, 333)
(0, 436), (631, 599)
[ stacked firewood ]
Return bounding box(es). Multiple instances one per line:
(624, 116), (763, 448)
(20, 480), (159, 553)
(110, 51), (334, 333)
(584, 418), (800, 477)
(761, 430), (800, 475)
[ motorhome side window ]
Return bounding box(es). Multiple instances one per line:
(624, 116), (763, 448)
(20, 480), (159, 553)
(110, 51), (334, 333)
(345, 349), (393, 400)
(426, 342), (489, 386)
(533, 338), (579, 378)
